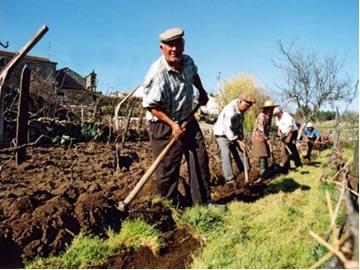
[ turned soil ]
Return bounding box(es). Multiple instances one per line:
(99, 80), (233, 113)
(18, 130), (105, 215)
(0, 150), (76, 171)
(0, 138), (284, 268)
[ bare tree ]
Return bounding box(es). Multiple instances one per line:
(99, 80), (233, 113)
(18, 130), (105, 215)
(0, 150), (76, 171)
(273, 40), (354, 132)
(333, 80), (358, 153)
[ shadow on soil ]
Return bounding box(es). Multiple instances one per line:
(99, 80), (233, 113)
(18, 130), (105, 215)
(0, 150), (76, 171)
(213, 177), (310, 205)
(264, 178), (311, 195)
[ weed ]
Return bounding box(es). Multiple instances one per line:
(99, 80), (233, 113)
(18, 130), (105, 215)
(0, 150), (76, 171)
(107, 219), (163, 254)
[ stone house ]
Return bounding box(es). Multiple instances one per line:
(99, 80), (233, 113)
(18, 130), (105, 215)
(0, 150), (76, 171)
(0, 50), (57, 95)
(55, 67), (98, 106)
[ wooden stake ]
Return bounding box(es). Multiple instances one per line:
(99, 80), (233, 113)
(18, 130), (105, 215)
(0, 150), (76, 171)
(0, 134), (44, 154)
(325, 191), (338, 245)
(121, 105), (134, 147)
(309, 231), (349, 265)
(309, 233), (350, 269)
(16, 66), (31, 165)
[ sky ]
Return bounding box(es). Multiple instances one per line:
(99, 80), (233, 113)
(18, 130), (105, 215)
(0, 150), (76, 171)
(0, 0), (359, 112)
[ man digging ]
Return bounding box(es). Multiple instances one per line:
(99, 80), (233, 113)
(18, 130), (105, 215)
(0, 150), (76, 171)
(273, 106), (302, 173)
(302, 122), (320, 162)
(142, 27), (213, 207)
(213, 93), (255, 185)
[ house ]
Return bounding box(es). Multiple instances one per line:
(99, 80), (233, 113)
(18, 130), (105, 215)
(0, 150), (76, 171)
(55, 67), (99, 106)
(0, 50), (57, 93)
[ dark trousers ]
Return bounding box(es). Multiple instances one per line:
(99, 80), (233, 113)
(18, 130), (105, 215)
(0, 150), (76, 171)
(306, 137), (318, 159)
(148, 118), (211, 205)
(281, 130), (302, 169)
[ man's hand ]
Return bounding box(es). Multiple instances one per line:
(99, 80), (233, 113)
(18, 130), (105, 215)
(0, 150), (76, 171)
(170, 122), (185, 139)
(237, 140), (246, 151)
(198, 91), (209, 106)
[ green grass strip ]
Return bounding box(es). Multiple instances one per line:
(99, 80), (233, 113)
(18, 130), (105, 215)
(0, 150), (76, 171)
(188, 149), (347, 268)
(26, 219), (163, 269)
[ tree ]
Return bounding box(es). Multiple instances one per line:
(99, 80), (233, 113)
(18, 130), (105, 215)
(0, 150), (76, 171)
(273, 40), (354, 129)
(216, 74), (271, 137)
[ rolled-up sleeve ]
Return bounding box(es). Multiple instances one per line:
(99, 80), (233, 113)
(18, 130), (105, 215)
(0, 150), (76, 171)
(142, 74), (165, 109)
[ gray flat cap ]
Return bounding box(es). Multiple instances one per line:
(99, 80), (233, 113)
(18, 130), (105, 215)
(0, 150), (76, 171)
(159, 27), (184, 42)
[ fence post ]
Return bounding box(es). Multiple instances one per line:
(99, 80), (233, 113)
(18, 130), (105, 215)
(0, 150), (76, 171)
(121, 106), (134, 147)
(16, 66), (30, 165)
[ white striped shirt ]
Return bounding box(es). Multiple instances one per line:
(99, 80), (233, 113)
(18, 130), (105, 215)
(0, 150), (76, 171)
(142, 54), (198, 122)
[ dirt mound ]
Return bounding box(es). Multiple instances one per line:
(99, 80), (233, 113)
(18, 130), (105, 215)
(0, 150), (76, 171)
(74, 192), (123, 235)
(107, 200), (199, 269)
(109, 228), (199, 269)
(0, 139), (288, 267)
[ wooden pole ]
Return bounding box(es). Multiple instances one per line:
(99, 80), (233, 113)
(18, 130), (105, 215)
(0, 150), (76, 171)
(113, 85), (140, 130)
(16, 66), (30, 165)
(0, 25), (48, 145)
(118, 104), (201, 211)
(243, 149), (249, 184)
(121, 105), (134, 147)
(81, 107), (84, 124)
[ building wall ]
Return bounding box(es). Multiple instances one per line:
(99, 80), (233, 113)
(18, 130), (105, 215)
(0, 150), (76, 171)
(0, 53), (57, 97)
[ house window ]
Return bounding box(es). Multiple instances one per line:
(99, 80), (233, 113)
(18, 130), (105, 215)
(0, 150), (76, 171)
(0, 57), (9, 66)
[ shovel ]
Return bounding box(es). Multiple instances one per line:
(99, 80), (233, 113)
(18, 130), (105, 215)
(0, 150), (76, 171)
(243, 148), (249, 185)
(117, 103), (201, 212)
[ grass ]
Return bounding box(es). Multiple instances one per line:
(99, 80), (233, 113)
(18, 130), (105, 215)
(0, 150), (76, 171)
(107, 219), (164, 254)
(26, 146), (352, 269)
(185, 149), (348, 268)
(26, 219), (163, 269)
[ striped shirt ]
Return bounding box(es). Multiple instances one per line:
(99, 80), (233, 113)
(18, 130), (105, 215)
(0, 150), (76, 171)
(142, 54), (198, 122)
(213, 99), (244, 141)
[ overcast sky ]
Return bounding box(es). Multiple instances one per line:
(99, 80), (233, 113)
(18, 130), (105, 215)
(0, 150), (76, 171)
(1, 0), (358, 112)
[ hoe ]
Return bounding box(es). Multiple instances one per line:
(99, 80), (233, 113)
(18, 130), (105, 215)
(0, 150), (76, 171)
(117, 103), (201, 212)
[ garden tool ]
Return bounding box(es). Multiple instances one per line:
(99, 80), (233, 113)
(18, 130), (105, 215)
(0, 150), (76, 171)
(243, 148), (249, 185)
(117, 103), (201, 212)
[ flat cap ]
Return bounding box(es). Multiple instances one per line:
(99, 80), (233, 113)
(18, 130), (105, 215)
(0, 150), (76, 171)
(159, 27), (184, 43)
(239, 93), (256, 104)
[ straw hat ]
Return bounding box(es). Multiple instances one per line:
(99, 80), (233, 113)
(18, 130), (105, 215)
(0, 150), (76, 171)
(306, 122), (314, 128)
(261, 100), (278, 108)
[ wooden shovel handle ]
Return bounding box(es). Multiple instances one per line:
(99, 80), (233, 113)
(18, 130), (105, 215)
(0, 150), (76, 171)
(243, 149), (249, 184)
(121, 103), (201, 208)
